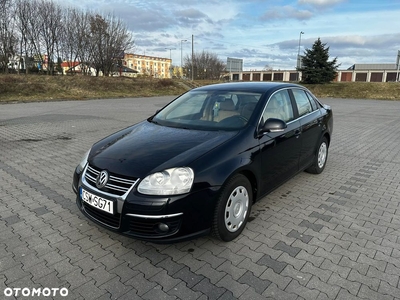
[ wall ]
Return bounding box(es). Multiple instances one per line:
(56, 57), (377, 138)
(228, 70), (399, 82)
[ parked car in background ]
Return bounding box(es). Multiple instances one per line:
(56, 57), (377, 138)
(72, 82), (333, 242)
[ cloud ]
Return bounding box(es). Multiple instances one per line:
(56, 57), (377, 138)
(125, 10), (174, 32)
(50, 0), (400, 70)
(175, 8), (212, 25)
(298, 0), (346, 8)
(271, 32), (400, 69)
(260, 6), (313, 21)
(176, 8), (208, 19)
(275, 33), (400, 51)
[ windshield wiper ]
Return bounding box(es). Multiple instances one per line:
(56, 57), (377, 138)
(148, 117), (160, 125)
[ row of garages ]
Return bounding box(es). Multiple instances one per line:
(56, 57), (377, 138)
(228, 70), (399, 82)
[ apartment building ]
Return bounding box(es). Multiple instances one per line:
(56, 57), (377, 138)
(123, 53), (172, 78)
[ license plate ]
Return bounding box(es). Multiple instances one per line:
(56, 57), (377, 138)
(80, 188), (115, 214)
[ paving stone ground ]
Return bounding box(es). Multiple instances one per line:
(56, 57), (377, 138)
(0, 96), (400, 300)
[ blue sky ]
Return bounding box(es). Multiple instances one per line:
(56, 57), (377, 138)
(56, 0), (400, 70)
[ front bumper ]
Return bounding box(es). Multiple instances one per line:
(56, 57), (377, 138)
(73, 167), (219, 242)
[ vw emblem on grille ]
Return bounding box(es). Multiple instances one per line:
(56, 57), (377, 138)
(96, 170), (109, 189)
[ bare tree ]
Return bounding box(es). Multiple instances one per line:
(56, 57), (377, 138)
(17, 0), (45, 72)
(15, 0), (36, 73)
(3, 0), (135, 76)
(263, 65), (273, 71)
(37, 0), (63, 75)
(184, 50), (226, 80)
(104, 15), (134, 76)
(88, 13), (134, 76)
(59, 7), (81, 74)
(0, 0), (18, 73)
(73, 11), (92, 75)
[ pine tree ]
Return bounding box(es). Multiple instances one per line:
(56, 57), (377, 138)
(299, 38), (340, 84)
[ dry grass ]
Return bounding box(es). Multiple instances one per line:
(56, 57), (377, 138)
(0, 75), (187, 103)
(0, 74), (399, 103)
(194, 80), (400, 100)
(304, 82), (400, 100)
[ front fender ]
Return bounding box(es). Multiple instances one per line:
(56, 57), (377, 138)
(190, 133), (261, 194)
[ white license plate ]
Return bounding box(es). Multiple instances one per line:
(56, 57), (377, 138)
(81, 188), (114, 214)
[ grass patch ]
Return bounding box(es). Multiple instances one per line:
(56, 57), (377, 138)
(193, 80), (400, 100)
(0, 75), (187, 103)
(0, 74), (399, 103)
(303, 82), (400, 100)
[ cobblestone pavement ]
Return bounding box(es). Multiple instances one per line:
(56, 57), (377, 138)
(1, 96), (400, 300)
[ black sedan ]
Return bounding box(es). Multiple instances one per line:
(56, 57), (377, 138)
(72, 82), (333, 242)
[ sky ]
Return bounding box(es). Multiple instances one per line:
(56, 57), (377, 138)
(54, 0), (400, 71)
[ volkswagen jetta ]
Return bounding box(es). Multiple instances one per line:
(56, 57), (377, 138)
(72, 82), (333, 242)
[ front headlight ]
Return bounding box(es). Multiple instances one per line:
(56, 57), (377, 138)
(137, 167), (194, 195)
(77, 149), (90, 173)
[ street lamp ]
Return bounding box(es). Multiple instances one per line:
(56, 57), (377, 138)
(297, 31), (304, 81)
(396, 50), (400, 82)
(165, 48), (176, 78)
(165, 48), (175, 60)
(180, 40), (187, 68)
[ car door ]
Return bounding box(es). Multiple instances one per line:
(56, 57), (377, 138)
(290, 88), (323, 170)
(258, 89), (301, 195)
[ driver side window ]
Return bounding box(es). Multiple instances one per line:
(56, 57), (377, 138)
(262, 90), (294, 124)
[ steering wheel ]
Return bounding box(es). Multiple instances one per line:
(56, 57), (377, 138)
(218, 115), (247, 128)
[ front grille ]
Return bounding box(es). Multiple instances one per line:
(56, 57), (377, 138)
(128, 215), (182, 237)
(85, 165), (138, 196)
(83, 202), (121, 228)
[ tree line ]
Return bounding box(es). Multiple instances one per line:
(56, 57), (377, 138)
(0, 0), (228, 80)
(183, 51), (226, 80)
(0, 0), (339, 82)
(0, 0), (134, 76)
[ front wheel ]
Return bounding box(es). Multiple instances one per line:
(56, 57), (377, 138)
(212, 174), (252, 242)
(306, 136), (329, 174)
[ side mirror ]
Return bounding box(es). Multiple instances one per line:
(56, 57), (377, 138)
(259, 118), (287, 135)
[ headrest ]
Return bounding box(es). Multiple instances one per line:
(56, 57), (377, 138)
(219, 99), (235, 110)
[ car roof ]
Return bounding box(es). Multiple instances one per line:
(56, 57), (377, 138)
(193, 82), (303, 93)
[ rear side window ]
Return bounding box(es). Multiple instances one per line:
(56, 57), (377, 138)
(305, 91), (319, 110)
(292, 89), (313, 117)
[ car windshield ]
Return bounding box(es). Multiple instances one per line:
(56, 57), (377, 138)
(151, 90), (263, 131)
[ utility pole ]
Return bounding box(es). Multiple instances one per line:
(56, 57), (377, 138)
(396, 50), (400, 82)
(165, 48), (175, 78)
(191, 35), (194, 81)
(181, 39), (187, 78)
(297, 31), (304, 81)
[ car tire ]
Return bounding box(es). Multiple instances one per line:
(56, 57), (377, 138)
(306, 136), (329, 174)
(212, 174), (252, 242)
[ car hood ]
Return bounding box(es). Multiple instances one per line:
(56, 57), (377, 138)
(89, 121), (237, 178)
